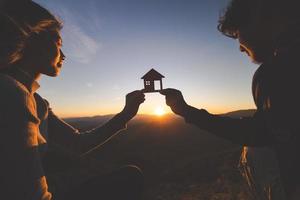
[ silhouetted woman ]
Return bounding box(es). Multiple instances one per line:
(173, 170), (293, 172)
(0, 1), (145, 200)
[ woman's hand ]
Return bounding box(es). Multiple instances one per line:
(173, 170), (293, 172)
(160, 88), (189, 117)
(120, 90), (145, 122)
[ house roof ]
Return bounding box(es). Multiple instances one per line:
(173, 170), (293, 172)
(141, 68), (165, 80)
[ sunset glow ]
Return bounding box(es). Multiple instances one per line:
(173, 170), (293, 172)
(154, 106), (166, 116)
(37, 0), (256, 118)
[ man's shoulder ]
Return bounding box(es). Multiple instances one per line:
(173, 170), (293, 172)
(273, 43), (300, 70)
(259, 45), (300, 83)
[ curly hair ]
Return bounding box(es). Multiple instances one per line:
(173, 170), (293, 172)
(0, 0), (62, 69)
(218, 0), (300, 39)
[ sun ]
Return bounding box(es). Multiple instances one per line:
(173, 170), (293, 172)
(154, 106), (166, 116)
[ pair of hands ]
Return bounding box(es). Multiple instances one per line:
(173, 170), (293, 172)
(120, 88), (189, 122)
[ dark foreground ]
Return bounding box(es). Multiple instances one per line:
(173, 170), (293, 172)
(46, 114), (253, 200)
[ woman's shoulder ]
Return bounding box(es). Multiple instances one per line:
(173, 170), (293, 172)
(0, 73), (31, 104)
(0, 72), (29, 90)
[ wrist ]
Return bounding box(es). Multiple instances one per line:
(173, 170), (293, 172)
(183, 106), (210, 124)
(115, 111), (130, 125)
(180, 104), (193, 118)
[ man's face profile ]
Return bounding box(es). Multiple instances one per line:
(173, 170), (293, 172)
(236, 17), (275, 64)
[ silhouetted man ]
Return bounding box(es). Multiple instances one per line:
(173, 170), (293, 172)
(161, 0), (300, 199)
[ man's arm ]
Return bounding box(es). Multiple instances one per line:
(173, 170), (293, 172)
(181, 105), (270, 146)
(160, 88), (270, 146)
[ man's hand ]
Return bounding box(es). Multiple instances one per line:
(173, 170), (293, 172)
(160, 88), (189, 117)
(120, 90), (145, 122)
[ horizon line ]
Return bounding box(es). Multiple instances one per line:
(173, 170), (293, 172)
(62, 108), (256, 119)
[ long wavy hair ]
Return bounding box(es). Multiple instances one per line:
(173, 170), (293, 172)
(0, 0), (62, 71)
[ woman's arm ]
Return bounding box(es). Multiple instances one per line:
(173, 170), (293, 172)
(46, 90), (145, 156)
(47, 109), (128, 156)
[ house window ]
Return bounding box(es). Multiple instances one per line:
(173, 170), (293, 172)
(146, 81), (151, 85)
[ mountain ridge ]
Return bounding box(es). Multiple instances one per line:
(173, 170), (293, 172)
(64, 109), (256, 121)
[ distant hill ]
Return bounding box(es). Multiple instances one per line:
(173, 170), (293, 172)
(221, 109), (256, 118)
(59, 110), (253, 199)
(64, 114), (114, 123)
(63, 109), (256, 130)
(63, 115), (114, 130)
(63, 114), (182, 131)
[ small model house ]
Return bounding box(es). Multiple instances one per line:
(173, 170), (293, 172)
(141, 68), (165, 93)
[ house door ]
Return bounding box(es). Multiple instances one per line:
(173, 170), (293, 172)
(145, 80), (154, 91)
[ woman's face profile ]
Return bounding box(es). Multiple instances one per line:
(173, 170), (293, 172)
(26, 30), (65, 77)
(41, 31), (65, 77)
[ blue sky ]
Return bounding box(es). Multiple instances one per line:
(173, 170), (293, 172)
(36, 0), (257, 117)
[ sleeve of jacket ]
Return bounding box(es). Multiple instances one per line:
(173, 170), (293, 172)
(45, 100), (127, 156)
(183, 106), (270, 146)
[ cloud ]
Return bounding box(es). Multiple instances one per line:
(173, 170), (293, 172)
(44, 2), (102, 64)
(63, 23), (101, 64)
(86, 82), (93, 87)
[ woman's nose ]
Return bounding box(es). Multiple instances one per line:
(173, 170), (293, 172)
(239, 45), (246, 52)
(60, 49), (66, 60)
